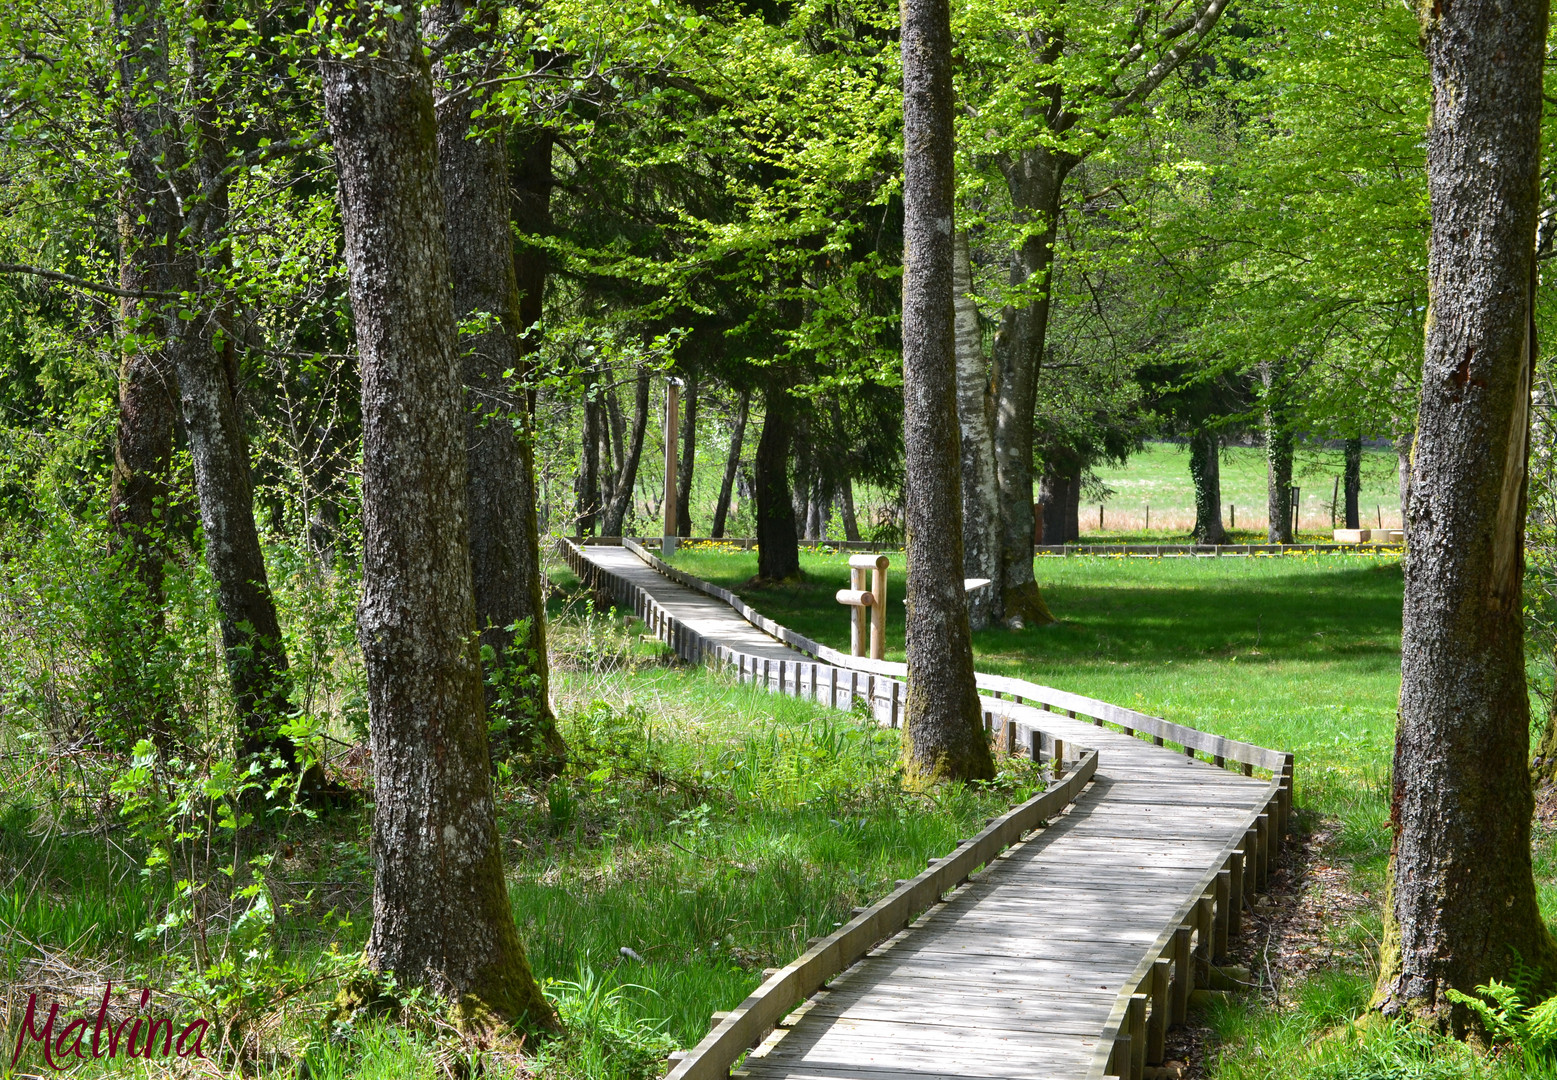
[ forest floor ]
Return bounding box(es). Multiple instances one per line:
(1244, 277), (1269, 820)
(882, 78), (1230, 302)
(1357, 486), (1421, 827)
(665, 545), (1557, 1079)
(0, 579), (1044, 1080)
(4, 550), (1555, 1078)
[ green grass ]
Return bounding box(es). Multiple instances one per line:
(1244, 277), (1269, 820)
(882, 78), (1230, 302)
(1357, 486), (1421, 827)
(1, 590), (1045, 1079)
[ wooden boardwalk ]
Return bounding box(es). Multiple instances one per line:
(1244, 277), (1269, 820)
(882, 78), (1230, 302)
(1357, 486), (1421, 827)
(563, 540), (1292, 1080)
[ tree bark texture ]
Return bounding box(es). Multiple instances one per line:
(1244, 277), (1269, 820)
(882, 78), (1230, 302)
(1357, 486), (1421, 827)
(711, 388), (749, 538)
(108, 0), (178, 742)
(953, 232), (1002, 630)
(1189, 432), (1227, 543)
(1375, 0), (1556, 1024)
(601, 367), (649, 537)
(1397, 424), (1416, 532)
(1344, 437), (1363, 529)
(899, 0), (995, 787)
(838, 477), (861, 541)
(755, 384), (801, 580)
(1263, 362), (1295, 544)
(320, 4), (554, 1029)
(991, 148), (1067, 626)
(427, 0), (562, 772)
(676, 372), (698, 536)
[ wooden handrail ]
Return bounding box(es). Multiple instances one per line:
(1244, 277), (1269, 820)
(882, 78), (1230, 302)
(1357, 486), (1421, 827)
(617, 538), (1292, 776)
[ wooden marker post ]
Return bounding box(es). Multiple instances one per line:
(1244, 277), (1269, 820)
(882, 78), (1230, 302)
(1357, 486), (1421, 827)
(662, 377), (682, 555)
(835, 580), (875, 657)
(849, 553), (890, 660)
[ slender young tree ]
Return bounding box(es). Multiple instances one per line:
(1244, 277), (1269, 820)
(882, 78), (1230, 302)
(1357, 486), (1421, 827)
(1375, 0), (1557, 1024)
(600, 367), (649, 536)
(426, 0), (564, 772)
(900, 0), (994, 786)
(676, 371), (698, 536)
(711, 387), (750, 537)
(319, 0), (555, 1029)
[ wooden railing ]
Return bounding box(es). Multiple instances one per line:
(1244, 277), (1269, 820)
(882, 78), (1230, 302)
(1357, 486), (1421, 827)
(557, 537), (1296, 1080)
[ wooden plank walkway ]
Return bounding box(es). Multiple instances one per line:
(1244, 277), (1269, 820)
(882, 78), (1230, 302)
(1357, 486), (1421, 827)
(564, 541), (1291, 1080)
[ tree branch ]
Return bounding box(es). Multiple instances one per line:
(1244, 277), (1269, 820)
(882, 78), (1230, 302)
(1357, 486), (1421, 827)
(0, 262), (177, 300)
(1109, 0), (1232, 117)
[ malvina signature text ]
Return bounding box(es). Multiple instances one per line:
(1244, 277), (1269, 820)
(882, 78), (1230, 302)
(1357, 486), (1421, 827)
(10, 983), (209, 1070)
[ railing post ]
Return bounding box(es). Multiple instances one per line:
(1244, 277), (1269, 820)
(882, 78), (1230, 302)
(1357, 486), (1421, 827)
(1147, 957), (1170, 1064)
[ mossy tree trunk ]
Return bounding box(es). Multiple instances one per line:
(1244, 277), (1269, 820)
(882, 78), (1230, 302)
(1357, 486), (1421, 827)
(1374, 0), (1557, 1026)
(899, 0), (995, 788)
(320, 0), (556, 1031)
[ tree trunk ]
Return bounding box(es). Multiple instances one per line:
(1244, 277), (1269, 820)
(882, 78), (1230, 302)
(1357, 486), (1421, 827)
(1189, 432), (1227, 544)
(601, 368), (649, 537)
(1397, 424), (1415, 531)
(1263, 361), (1294, 544)
(428, 0), (563, 773)
(1344, 437), (1363, 529)
(899, 0), (994, 787)
(1374, 0), (1557, 1025)
(838, 477), (861, 541)
(1046, 469), (1071, 544)
(755, 383), (801, 580)
(1063, 469), (1080, 542)
(991, 147), (1068, 626)
(575, 395), (599, 535)
(711, 388), (749, 538)
(676, 372), (697, 536)
(320, 2), (555, 1030)
(953, 232), (1002, 629)
(107, 0), (179, 744)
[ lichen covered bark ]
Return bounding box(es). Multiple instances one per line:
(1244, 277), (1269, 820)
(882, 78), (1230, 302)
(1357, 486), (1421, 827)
(320, 0), (556, 1031)
(1374, 0), (1557, 1026)
(953, 232), (1002, 630)
(899, 0), (994, 788)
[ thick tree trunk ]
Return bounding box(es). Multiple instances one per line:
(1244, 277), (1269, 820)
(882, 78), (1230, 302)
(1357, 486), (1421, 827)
(755, 384), (801, 580)
(1063, 470), (1080, 542)
(1192, 434), (1226, 541)
(601, 368), (649, 537)
(107, 0), (178, 744)
(1374, 0), (1557, 1025)
(676, 372), (697, 536)
(320, 3), (555, 1030)
(1189, 432), (1227, 544)
(1344, 437), (1363, 529)
(953, 232), (1002, 629)
(711, 388), (749, 538)
(899, 0), (994, 787)
(428, 0), (562, 772)
(991, 147), (1067, 626)
(806, 477), (828, 541)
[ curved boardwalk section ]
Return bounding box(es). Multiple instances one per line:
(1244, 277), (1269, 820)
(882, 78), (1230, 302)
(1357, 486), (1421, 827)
(560, 540), (1293, 1080)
